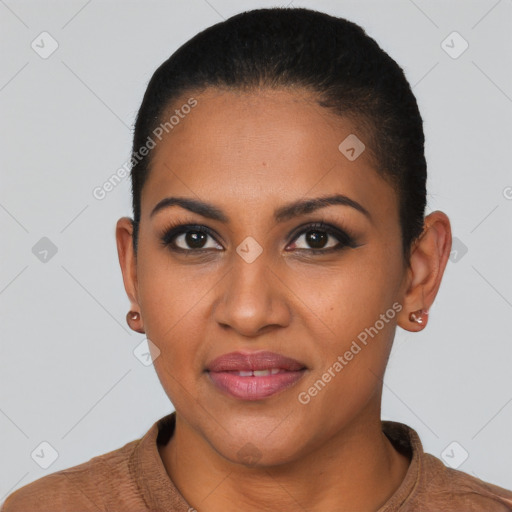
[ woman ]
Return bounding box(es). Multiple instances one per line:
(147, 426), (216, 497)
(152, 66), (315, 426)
(3, 6), (511, 512)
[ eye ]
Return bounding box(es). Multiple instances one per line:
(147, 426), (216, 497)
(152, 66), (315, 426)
(286, 222), (358, 254)
(160, 224), (223, 252)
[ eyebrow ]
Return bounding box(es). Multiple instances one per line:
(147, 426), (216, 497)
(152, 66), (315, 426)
(150, 194), (372, 223)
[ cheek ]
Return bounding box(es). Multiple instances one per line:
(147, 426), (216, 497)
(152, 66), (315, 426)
(295, 286), (397, 435)
(290, 249), (400, 337)
(136, 251), (211, 382)
(139, 275), (207, 411)
(291, 253), (400, 404)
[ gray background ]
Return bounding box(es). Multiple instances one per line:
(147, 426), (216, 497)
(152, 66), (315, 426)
(1, 0), (511, 502)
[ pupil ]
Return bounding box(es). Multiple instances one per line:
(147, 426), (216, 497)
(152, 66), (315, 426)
(307, 230), (327, 249)
(186, 231), (206, 248)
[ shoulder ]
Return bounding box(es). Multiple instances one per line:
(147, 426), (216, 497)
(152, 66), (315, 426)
(411, 452), (512, 511)
(382, 421), (512, 511)
(1, 438), (141, 512)
(1, 471), (99, 512)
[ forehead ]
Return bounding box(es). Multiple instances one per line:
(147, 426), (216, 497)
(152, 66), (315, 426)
(142, 87), (397, 226)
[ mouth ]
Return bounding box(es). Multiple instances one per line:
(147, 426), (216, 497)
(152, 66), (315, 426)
(205, 351), (307, 401)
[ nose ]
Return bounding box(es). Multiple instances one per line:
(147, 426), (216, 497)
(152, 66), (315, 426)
(213, 250), (291, 337)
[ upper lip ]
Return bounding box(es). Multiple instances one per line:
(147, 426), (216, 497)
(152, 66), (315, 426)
(206, 351), (307, 372)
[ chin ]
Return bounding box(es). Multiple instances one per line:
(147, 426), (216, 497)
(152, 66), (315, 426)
(212, 429), (305, 468)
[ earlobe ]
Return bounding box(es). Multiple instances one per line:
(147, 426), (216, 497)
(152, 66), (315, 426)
(398, 211), (452, 332)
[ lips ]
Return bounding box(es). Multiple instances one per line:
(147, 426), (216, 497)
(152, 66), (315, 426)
(206, 351), (306, 372)
(206, 351), (307, 401)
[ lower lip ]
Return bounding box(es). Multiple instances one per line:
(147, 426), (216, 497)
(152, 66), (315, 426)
(207, 370), (306, 400)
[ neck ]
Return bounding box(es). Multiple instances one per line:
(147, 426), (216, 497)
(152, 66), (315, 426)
(159, 404), (410, 512)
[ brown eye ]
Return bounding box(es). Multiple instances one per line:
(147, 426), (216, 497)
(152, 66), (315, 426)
(287, 222), (359, 253)
(161, 225), (223, 252)
(296, 230), (332, 250)
(176, 231), (210, 250)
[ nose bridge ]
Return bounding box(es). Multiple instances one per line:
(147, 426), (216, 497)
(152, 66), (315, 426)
(214, 242), (290, 336)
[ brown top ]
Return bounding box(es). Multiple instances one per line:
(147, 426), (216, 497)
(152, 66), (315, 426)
(2, 412), (512, 511)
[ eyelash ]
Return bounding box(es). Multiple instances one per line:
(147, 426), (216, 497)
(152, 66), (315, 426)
(159, 219), (359, 255)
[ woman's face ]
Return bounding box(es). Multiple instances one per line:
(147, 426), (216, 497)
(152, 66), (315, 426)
(126, 87), (414, 465)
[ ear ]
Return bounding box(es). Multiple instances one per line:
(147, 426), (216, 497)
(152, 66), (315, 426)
(116, 217), (140, 310)
(397, 211), (452, 332)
